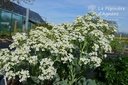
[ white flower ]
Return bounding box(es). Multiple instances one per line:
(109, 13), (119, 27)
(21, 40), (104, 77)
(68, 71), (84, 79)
(38, 58), (56, 81)
(104, 54), (107, 58)
(5, 70), (15, 80)
(92, 44), (99, 51)
(80, 58), (90, 65)
(61, 53), (74, 63)
(89, 52), (98, 56)
(28, 56), (38, 65)
(90, 57), (102, 67)
(18, 70), (30, 82)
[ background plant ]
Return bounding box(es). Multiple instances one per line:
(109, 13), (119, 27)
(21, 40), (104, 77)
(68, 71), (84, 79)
(95, 54), (128, 85)
(110, 38), (126, 53)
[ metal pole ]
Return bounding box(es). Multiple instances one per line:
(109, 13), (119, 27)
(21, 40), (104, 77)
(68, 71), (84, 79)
(25, 8), (29, 32)
(120, 34), (122, 40)
(10, 12), (13, 37)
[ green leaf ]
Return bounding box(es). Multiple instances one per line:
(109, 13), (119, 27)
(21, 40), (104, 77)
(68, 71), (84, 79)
(86, 79), (97, 85)
(77, 77), (87, 85)
(60, 79), (68, 85)
(31, 76), (40, 84)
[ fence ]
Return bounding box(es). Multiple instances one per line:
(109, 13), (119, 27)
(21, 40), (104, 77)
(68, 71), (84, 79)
(0, 9), (33, 38)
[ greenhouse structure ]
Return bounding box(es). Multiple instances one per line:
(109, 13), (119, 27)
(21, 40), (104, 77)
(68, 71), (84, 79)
(0, 0), (45, 36)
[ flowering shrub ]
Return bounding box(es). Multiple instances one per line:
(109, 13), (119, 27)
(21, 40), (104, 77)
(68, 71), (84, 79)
(0, 11), (116, 85)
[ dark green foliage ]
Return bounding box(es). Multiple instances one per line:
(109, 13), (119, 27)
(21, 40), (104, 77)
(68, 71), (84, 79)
(95, 55), (128, 85)
(77, 78), (97, 85)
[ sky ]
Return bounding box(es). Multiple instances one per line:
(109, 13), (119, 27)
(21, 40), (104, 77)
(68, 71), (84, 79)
(19, 0), (128, 33)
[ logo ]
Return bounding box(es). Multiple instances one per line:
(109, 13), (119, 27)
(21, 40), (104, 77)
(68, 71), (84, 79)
(88, 4), (96, 11)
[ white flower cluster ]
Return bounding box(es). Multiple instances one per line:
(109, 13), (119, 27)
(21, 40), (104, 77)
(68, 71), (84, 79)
(12, 33), (27, 42)
(28, 26), (74, 63)
(61, 53), (74, 63)
(38, 58), (56, 81)
(4, 70), (30, 82)
(80, 57), (90, 65)
(16, 70), (30, 82)
(70, 11), (116, 67)
(80, 51), (102, 67)
(10, 33), (27, 49)
(0, 25), (74, 83)
(0, 47), (35, 82)
(0, 11), (116, 83)
(90, 57), (102, 67)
